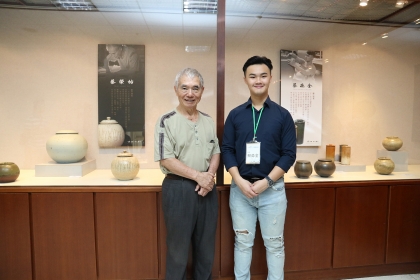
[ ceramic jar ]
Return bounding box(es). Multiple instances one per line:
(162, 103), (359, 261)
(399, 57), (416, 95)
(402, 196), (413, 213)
(314, 158), (336, 177)
(46, 130), (88, 163)
(111, 150), (140, 180)
(294, 160), (312, 178)
(374, 157), (395, 175)
(98, 117), (125, 148)
(0, 162), (20, 183)
(382, 136), (403, 151)
(325, 144), (335, 161)
(295, 119), (305, 145)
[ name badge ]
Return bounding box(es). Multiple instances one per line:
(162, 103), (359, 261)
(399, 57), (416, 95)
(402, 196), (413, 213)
(246, 141), (260, 164)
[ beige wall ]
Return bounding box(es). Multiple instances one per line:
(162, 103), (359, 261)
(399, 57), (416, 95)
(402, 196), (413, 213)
(1, 9), (419, 171)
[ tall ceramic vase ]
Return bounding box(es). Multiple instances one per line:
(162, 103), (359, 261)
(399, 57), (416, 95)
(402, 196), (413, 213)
(98, 117), (125, 148)
(46, 130), (88, 163)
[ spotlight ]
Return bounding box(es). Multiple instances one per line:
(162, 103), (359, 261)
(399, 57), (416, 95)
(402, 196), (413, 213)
(396, 0), (407, 8)
(360, 0), (368, 6)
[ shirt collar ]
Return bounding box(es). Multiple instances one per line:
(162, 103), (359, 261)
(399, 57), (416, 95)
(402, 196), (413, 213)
(245, 96), (272, 109)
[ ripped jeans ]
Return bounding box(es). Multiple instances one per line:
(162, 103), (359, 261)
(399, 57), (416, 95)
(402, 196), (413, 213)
(229, 179), (287, 280)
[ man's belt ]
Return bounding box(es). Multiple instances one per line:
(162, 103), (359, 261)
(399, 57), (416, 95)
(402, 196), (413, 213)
(165, 173), (196, 183)
(242, 176), (264, 183)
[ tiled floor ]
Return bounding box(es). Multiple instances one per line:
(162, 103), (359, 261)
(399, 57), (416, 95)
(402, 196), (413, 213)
(343, 274), (420, 280)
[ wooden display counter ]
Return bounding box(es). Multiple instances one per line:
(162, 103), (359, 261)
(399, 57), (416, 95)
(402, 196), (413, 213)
(1, 167), (420, 280)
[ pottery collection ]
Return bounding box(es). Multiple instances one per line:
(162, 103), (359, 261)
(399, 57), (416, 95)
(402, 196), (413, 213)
(382, 136), (403, 151)
(294, 160), (313, 178)
(98, 117), (125, 148)
(111, 150), (140, 180)
(374, 157), (395, 175)
(0, 162), (20, 183)
(46, 130), (88, 163)
(314, 158), (336, 177)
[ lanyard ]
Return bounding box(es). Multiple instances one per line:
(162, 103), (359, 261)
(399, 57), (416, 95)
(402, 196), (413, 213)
(252, 105), (264, 141)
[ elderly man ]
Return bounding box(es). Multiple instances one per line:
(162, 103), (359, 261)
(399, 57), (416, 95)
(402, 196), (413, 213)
(154, 68), (220, 280)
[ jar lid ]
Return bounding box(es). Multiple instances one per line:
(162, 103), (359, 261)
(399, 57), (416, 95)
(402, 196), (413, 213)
(100, 117), (119, 124)
(296, 160), (310, 164)
(117, 150), (133, 157)
(294, 119), (305, 123)
(317, 158), (332, 162)
(56, 130), (78, 134)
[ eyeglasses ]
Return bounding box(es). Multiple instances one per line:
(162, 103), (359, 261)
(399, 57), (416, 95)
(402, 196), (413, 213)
(180, 86), (201, 94)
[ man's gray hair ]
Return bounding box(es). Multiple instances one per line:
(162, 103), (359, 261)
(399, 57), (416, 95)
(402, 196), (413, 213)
(174, 68), (204, 88)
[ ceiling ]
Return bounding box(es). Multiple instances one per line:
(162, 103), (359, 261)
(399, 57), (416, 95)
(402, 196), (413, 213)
(1, 0), (419, 48)
(1, 0), (420, 26)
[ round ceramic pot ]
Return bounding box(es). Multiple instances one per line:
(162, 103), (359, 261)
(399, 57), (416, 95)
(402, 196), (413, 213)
(0, 162), (20, 183)
(98, 117), (125, 148)
(46, 130), (88, 163)
(314, 158), (336, 177)
(111, 150), (140, 180)
(382, 136), (403, 151)
(294, 160), (312, 178)
(374, 157), (395, 175)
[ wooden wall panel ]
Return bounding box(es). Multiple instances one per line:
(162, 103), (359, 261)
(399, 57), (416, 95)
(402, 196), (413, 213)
(284, 188), (335, 271)
(0, 193), (32, 280)
(387, 184), (420, 263)
(333, 186), (388, 268)
(31, 193), (97, 280)
(95, 193), (159, 279)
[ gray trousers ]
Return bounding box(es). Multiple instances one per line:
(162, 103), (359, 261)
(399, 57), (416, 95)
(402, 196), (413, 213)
(162, 175), (218, 280)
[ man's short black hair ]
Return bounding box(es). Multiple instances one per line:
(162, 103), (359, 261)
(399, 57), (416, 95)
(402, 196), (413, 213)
(242, 56), (273, 75)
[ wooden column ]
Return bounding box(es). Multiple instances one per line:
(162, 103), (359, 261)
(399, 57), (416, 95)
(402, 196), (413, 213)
(216, 0), (225, 186)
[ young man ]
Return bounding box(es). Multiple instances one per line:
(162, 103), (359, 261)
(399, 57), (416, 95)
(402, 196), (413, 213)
(154, 68), (220, 280)
(221, 56), (296, 280)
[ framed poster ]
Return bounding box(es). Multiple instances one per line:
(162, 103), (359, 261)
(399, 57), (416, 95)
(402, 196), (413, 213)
(280, 49), (323, 146)
(98, 44), (145, 147)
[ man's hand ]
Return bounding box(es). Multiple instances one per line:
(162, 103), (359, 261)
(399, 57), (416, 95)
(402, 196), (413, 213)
(236, 177), (259, 199)
(251, 179), (269, 196)
(195, 184), (210, 197)
(195, 171), (215, 192)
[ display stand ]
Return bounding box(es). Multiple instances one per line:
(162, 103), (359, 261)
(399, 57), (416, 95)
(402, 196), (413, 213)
(335, 162), (366, 172)
(377, 150), (408, 172)
(35, 159), (96, 177)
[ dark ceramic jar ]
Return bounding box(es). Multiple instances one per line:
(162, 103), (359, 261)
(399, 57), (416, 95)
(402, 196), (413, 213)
(314, 158), (336, 177)
(294, 160), (312, 178)
(0, 162), (20, 183)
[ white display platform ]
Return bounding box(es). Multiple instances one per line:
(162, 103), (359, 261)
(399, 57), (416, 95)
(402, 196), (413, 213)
(35, 159), (96, 177)
(376, 150), (408, 172)
(335, 162), (366, 172)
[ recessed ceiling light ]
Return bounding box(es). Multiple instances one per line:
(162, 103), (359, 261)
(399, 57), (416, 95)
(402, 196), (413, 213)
(51, 0), (96, 10)
(395, 0), (407, 8)
(362, 42), (367, 45)
(360, 0), (368, 7)
(185, 46), (211, 52)
(381, 33), (388, 38)
(183, 0), (217, 14)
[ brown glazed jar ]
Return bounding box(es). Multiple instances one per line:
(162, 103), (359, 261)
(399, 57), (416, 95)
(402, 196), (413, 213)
(294, 160), (313, 178)
(0, 162), (20, 183)
(314, 158), (336, 177)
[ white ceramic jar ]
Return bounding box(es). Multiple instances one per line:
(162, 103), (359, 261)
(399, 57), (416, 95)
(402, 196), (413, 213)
(111, 150), (140, 180)
(98, 117), (125, 148)
(46, 130), (88, 163)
